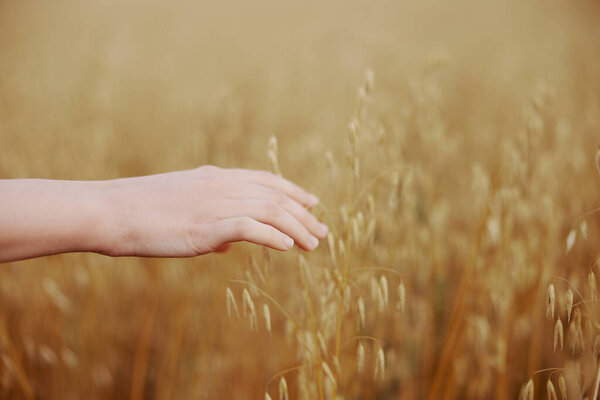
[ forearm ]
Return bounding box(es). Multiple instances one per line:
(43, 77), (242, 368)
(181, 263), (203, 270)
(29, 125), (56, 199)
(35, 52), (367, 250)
(0, 179), (111, 262)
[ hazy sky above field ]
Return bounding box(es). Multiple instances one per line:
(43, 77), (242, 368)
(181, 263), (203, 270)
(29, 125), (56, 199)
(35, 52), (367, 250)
(0, 0), (598, 178)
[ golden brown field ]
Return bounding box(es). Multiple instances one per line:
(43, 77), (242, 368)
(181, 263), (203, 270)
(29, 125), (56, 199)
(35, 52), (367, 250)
(1, 0), (600, 399)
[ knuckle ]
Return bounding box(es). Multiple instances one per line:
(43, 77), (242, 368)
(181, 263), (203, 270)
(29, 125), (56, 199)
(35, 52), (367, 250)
(235, 217), (253, 237)
(258, 171), (279, 185)
(271, 190), (287, 205)
(260, 170), (276, 181)
(196, 173), (223, 192)
(263, 202), (283, 220)
(197, 165), (221, 176)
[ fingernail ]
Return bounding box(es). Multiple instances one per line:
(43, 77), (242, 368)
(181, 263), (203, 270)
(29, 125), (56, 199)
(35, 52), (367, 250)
(283, 236), (294, 249)
(318, 223), (329, 237)
(309, 235), (319, 249)
(308, 194), (319, 206)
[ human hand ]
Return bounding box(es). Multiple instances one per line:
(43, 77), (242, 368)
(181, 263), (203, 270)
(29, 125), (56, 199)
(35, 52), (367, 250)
(100, 166), (328, 257)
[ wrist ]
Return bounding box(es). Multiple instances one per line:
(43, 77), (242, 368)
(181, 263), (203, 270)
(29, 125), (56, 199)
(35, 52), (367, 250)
(68, 180), (114, 256)
(89, 179), (133, 257)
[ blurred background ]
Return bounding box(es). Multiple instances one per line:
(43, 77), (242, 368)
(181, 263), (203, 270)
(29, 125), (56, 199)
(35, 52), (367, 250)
(1, 0), (600, 399)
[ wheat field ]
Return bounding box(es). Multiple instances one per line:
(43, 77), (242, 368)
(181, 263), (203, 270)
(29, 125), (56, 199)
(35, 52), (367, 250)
(1, 0), (600, 399)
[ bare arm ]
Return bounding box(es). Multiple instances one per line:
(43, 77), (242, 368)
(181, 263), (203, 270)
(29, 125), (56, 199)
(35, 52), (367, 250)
(0, 166), (328, 262)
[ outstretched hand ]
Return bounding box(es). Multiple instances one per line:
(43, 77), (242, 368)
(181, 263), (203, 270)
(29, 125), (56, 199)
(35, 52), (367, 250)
(103, 166), (328, 257)
(0, 166), (329, 262)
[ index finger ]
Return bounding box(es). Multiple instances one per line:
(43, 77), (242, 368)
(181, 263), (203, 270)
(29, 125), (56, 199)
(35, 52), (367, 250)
(226, 169), (319, 208)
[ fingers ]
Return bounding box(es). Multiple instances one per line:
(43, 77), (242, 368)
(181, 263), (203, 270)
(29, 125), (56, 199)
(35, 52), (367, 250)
(251, 188), (328, 239)
(275, 194), (328, 239)
(196, 167), (328, 253)
(220, 199), (320, 250)
(227, 169), (319, 208)
(208, 217), (295, 252)
(221, 183), (328, 239)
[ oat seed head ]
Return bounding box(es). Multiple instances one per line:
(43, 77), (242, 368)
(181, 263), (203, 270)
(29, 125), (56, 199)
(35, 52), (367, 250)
(357, 342), (365, 374)
(554, 318), (564, 352)
(524, 379), (534, 400)
(566, 289), (573, 322)
(357, 297), (366, 330)
(580, 219), (588, 240)
(268, 135), (282, 176)
(547, 283), (555, 320)
(322, 361), (336, 386)
(226, 287), (240, 318)
(375, 348), (385, 381)
(242, 288), (258, 330)
(398, 281), (406, 314)
(263, 303), (271, 333)
(558, 375), (567, 400)
(317, 332), (327, 358)
(594, 335), (600, 361)
(327, 232), (336, 265)
(547, 379), (558, 400)
(332, 355), (341, 376)
(380, 276), (389, 308)
(278, 377), (289, 400)
(566, 229), (576, 253)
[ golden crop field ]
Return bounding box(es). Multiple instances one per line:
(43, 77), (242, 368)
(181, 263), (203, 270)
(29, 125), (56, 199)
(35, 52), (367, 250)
(1, 0), (600, 399)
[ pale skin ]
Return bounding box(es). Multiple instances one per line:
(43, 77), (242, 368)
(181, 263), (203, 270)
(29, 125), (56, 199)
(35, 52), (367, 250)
(0, 166), (329, 263)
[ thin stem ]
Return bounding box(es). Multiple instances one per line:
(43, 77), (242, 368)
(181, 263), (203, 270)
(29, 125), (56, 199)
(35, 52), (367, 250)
(265, 365), (305, 392)
(546, 367), (590, 379)
(343, 335), (382, 349)
(351, 165), (405, 209)
(349, 266), (404, 278)
(532, 367), (570, 376)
